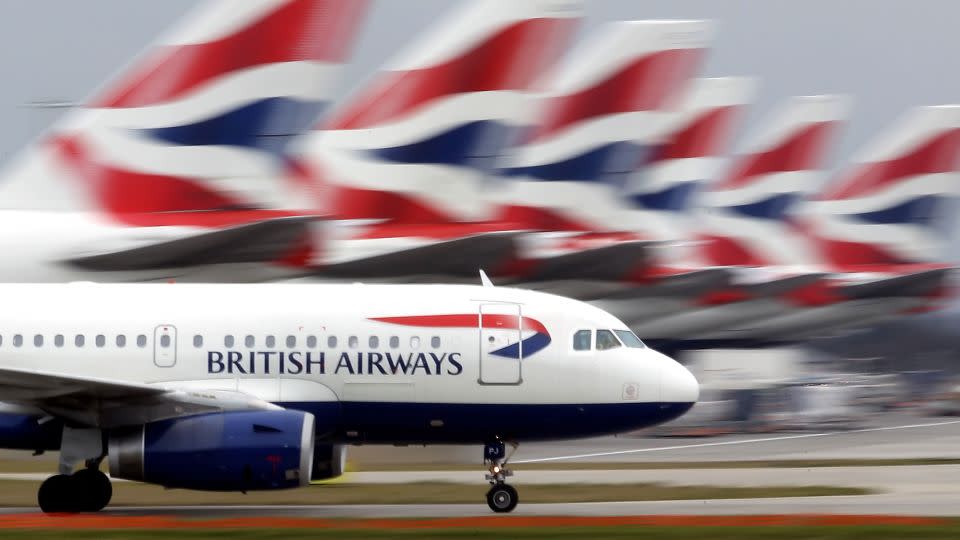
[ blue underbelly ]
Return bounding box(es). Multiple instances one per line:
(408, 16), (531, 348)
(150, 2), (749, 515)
(280, 400), (694, 444)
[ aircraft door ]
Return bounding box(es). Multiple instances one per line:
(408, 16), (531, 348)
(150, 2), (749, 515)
(478, 303), (522, 385)
(154, 325), (177, 367)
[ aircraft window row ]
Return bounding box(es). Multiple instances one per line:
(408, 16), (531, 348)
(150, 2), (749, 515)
(0, 333), (153, 349)
(572, 329), (647, 351)
(212, 334), (441, 350)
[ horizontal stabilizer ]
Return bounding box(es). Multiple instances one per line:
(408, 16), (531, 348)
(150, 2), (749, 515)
(317, 232), (519, 278)
(837, 267), (952, 299)
(64, 216), (314, 271)
(521, 240), (656, 281)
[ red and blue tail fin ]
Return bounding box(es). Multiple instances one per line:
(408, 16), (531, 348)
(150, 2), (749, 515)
(296, 0), (580, 224)
(696, 95), (849, 266)
(0, 0), (367, 226)
(622, 77), (753, 246)
(803, 105), (960, 271)
(494, 20), (713, 232)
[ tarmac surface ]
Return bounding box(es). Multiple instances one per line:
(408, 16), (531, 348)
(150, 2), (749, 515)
(1, 414), (958, 519)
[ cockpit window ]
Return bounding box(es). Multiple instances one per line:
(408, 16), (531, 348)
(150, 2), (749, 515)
(614, 329), (647, 349)
(573, 329), (592, 351)
(596, 329), (621, 351)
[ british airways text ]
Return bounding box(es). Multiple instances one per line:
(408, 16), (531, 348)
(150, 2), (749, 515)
(206, 350), (464, 376)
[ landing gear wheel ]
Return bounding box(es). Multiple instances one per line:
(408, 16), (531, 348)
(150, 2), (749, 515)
(38, 474), (74, 513)
(486, 484), (518, 513)
(72, 469), (112, 512)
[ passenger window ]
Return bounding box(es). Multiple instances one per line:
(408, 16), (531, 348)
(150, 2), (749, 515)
(54, 335), (64, 348)
(369, 336), (379, 349)
(160, 335), (171, 348)
(95, 335), (106, 348)
(348, 336), (358, 349)
(410, 336), (421, 349)
(12, 334), (22, 348)
(328, 336), (337, 348)
(74, 335), (84, 348)
(193, 335), (203, 348)
(244, 335), (255, 348)
(389, 336), (399, 349)
(265, 335), (276, 348)
(34, 335), (43, 347)
(286, 335), (296, 348)
(306, 336), (317, 348)
(573, 330), (592, 351)
(116, 335), (126, 348)
(596, 329), (621, 351)
(224, 335), (235, 348)
(431, 336), (441, 349)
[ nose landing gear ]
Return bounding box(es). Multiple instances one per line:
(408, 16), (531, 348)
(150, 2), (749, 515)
(484, 440), (519, 513)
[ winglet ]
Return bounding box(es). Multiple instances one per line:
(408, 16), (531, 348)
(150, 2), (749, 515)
(479, 269), (495, 287)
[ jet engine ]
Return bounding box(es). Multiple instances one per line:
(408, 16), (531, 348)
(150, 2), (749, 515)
(108, 410), (315, 491)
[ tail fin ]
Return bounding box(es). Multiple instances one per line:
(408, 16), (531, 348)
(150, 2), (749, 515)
(494, 20), (713, 231)
(622, 77), (754, 243)
(297, 0), (581, 224)
(696, 94), (849, 266)
(0, 0), (367, 225)
(803, 105), (960, 271)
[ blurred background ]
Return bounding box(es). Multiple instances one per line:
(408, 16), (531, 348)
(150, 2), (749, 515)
(0, 0), (958, 438)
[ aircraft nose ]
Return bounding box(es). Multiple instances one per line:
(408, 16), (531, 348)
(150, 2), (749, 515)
(660, 354), (699, 404)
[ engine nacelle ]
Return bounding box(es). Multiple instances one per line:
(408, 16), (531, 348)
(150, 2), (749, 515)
(311, 444), (347, 481)
(108, 410), (315, 491)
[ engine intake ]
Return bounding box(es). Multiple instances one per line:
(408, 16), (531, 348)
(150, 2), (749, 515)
(311, 444), (347, 481)
(108, 410), (315, 491)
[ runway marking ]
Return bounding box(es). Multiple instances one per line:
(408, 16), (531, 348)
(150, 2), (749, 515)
(514, 420), (960, 463)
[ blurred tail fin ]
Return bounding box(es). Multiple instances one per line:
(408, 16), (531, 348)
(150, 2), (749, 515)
(0, 0), (367, 226)
(296, 0), (581, 224)
(495, 19), (713, 231)
(804, 105), (960, 270)
(697, 94), (849, 266)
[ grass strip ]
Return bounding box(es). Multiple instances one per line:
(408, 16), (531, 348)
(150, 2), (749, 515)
(0, 524), (956, 539)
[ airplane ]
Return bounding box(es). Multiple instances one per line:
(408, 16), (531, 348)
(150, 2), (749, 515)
(0, 279), (698, 513)
(289, 0), (581, 277)
(0, 0), (368, 282)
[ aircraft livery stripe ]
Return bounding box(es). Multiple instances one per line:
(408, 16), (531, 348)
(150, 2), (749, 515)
(93, 0), (368, 109)
(821, 130), (960, 200)
(370, 314), (551, 358)
(528, 49), (703, 143)
(715, 122), (835, 190)
(324, 18), (576, 130)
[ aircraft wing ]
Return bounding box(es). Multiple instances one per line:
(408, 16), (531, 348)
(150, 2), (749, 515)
(0, 366), (278, 428)
(64, 216), (315, 271)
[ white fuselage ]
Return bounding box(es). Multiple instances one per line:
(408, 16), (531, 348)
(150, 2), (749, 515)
(0, 282), (697, 444)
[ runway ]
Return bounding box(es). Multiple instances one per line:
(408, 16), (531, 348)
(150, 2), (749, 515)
(0, 416), (957, 520)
